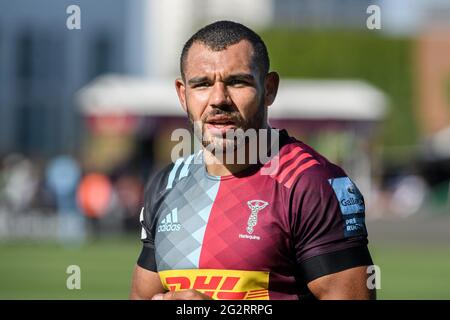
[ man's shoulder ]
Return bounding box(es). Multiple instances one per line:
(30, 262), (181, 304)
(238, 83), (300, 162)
(293, 140), (347, 187)
(144, 163), (174, 195)
(142, 153), (201, 225)
(265, 135), (347, 189)
(144, 152), (202, 196)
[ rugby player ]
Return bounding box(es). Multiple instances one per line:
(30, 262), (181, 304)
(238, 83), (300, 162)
(130, 21), (375, 300)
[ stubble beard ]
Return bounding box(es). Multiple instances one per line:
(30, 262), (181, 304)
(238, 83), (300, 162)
(187, 102), (266, 157)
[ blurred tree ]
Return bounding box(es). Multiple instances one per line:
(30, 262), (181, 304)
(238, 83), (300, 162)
(260, 29), (416, 151)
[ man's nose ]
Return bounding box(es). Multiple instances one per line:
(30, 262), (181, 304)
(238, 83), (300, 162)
(210, 82), (230, 108)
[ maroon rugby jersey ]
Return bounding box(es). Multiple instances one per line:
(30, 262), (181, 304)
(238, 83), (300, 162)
(138, 129), (372, 300)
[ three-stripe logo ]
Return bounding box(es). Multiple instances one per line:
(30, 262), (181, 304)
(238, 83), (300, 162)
(157, 208), (182, 233)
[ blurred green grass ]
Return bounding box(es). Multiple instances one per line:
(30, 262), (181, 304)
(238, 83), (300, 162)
(0, 237), (141, 299)
(369, 245), (450, 299)
(0, 238), (449, 299)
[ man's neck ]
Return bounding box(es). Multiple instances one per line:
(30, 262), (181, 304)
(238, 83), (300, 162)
(203, 151), (253, 176)
(203, 126), (274, 177)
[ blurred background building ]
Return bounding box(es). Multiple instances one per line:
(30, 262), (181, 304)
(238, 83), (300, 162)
(0, 0), (450, 299)
(0, 0), (449, 229)
(1, 0), (450, 155)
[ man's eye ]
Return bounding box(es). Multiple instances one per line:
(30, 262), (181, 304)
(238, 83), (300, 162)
(194, 82), (210, 88)
(228, 80), (247, 87)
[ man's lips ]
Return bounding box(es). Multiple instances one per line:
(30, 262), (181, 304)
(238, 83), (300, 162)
(204, 117), (237, 135)
(205, 123), (236, 132)
(205, 115), (236, 125)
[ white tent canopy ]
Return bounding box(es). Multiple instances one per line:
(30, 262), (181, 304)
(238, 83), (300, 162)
(76, 74), (387, 121)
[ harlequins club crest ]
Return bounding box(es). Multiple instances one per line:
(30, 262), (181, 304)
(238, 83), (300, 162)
(246, 200), (269, 234)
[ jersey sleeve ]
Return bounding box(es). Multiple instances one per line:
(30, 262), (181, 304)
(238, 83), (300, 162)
(137, 164), (173, 272)
(291, 165), (373, 283)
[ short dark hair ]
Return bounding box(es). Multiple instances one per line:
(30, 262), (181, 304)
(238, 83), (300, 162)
(180, 20), (270, 80)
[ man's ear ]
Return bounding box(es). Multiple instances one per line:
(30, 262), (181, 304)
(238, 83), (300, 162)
(175, 78), (187, 112)
(264, 71), (280, 107)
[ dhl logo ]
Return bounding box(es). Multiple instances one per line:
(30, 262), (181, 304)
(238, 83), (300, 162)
(159, 269), (270, 300)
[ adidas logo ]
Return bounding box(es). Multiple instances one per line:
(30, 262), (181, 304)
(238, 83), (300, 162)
(157, 208), (181, 233)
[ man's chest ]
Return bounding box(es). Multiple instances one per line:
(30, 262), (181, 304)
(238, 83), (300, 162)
(153, 176), (293, 272)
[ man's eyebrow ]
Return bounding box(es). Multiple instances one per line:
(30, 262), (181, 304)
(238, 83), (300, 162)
(187, 76), (210, 86)
(187, 73), (256, 86)
(224, 73), (255, 82)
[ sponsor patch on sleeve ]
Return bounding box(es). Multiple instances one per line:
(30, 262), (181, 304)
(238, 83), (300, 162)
(328, 177), (367, 238)
(328, 177), (365, 215)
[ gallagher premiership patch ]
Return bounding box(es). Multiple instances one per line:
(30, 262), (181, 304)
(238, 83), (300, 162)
(328, 177), (367, 238)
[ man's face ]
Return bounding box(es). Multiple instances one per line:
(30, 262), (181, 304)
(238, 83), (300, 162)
(176, 40), (267, 153)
